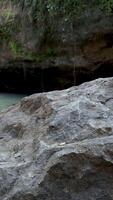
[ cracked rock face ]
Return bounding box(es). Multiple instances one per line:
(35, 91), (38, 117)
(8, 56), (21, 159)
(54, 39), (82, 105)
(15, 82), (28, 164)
(1, 78), (113, 199)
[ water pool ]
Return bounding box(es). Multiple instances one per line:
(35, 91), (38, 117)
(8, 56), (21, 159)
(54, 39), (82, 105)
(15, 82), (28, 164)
(0, 93), (26, 111)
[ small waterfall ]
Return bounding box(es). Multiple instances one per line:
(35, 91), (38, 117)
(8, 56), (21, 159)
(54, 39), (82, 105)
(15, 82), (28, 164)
(23, 63), (27, 82)
(40, 69), (44, 92)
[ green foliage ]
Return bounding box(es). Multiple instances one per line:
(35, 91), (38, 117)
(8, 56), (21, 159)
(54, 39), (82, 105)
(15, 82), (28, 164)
(9, 41), (23, 57)
(47, 0), (85, 16)
(9, 40), (57, 61)
(1, 0), (113, 25)
(11, 0), (113, 21)
(24, 47), (57, 62)
(99, 0), (113, 14)
(0, 9), (15, 40)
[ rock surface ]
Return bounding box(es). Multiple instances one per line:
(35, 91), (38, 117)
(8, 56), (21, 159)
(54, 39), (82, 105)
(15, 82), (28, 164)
(0, 78), (113, 199)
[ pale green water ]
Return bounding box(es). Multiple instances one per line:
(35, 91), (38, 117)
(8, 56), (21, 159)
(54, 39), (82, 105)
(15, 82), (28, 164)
(0, 93), (26, 111)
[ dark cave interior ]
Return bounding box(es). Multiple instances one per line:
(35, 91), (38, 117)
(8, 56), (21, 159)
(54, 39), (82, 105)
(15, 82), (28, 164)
(0, 62), (112, 94)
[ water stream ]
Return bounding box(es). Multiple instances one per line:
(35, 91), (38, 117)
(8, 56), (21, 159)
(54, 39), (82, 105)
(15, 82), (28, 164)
(0, 93), (26, 111)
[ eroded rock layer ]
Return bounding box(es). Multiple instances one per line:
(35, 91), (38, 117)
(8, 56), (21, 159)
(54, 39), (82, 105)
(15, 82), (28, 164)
(0, 78), (113, 199)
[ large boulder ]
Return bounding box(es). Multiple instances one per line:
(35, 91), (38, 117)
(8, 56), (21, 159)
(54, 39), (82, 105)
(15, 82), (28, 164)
(1, 77), (113, 199)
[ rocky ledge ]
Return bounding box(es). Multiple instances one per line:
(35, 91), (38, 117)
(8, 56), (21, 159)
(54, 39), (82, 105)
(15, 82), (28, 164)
(1, 78), (113, 200)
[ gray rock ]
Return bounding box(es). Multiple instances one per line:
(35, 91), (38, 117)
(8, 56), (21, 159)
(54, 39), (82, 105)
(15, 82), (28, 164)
(1, 78), (113, 199)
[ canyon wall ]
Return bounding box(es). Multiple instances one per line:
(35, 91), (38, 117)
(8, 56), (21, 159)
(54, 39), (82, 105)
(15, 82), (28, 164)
(0, 1), (113, 92)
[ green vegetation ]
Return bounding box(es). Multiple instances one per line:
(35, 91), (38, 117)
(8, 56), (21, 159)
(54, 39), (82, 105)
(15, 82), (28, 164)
(1, 0), (113, 62)
(99, 0), (113, 14)
(24, 47), (57, 62)
(9, 41), (24, 57)
(10, 0), (113, 19)
(0, 9), (15, 40)
(9, 40), (57, 61)
(0, 0), (113, 35)
(1, 0), (113, 23)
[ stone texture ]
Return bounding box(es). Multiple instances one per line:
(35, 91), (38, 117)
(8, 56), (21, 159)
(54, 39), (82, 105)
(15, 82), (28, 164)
(0, 78), (113, 199)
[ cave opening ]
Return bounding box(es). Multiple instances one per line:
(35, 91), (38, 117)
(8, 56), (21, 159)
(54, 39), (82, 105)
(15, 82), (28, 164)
(75, 63), (113, 86)
(0, 61), (112, 94)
